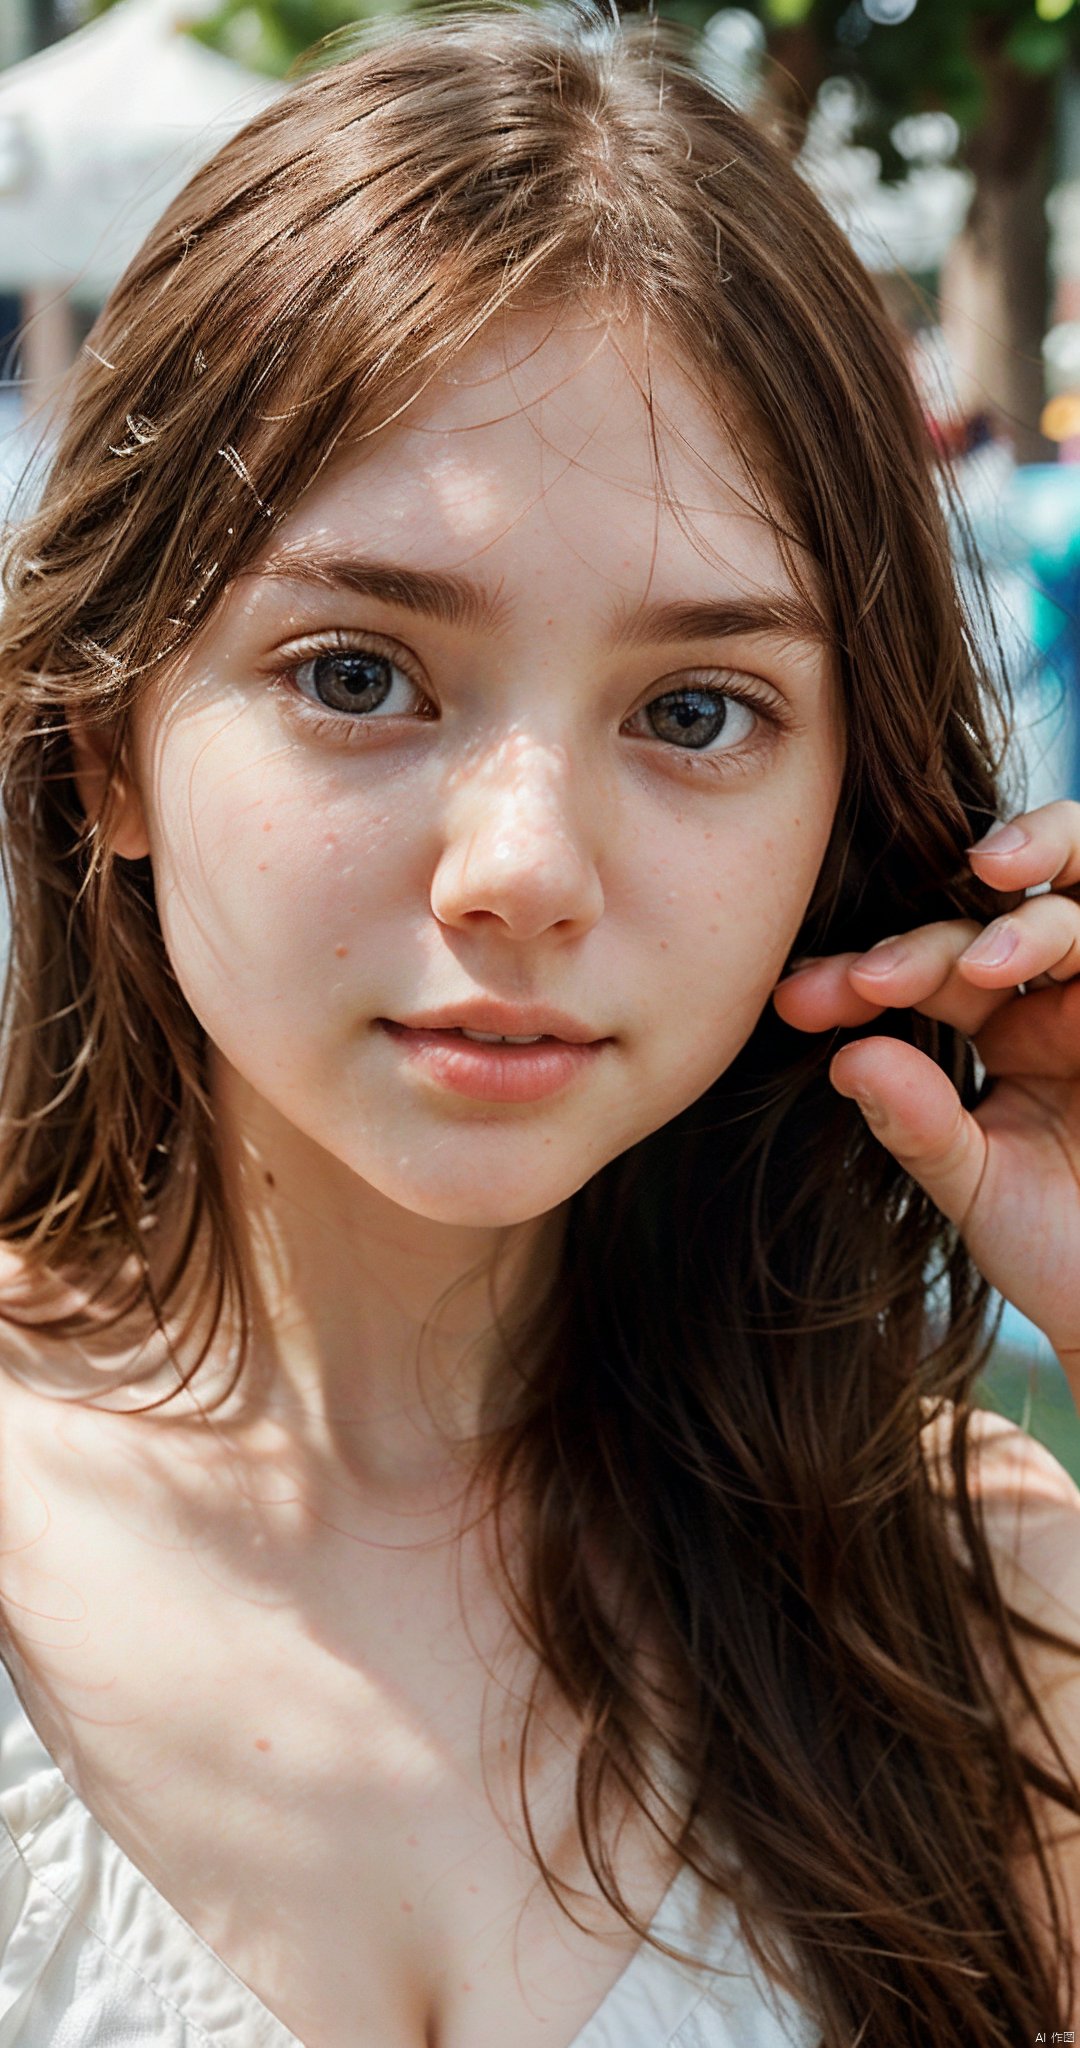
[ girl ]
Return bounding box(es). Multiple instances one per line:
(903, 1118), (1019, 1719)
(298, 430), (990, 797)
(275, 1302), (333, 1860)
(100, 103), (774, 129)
(0, 7), (1077, 2044)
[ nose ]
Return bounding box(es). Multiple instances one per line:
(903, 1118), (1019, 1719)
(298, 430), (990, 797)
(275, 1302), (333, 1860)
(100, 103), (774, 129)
(429, 731), (605, 943)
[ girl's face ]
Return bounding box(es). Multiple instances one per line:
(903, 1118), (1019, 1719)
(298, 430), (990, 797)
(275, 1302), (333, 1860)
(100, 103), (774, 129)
(124, 314), (843, 1226)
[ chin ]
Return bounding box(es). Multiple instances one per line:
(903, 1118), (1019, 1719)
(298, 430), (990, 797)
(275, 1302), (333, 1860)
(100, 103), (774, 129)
(386, 1181), (566, 1229)
(364, 1151), (603, 1230)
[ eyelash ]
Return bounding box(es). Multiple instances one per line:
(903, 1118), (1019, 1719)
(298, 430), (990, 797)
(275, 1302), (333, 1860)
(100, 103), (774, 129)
(266, 631), (792, 769)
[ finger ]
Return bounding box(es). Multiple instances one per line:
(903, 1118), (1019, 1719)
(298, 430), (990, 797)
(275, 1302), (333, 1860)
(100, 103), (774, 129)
(843, 890), (1080, 1035)
(975, 979), (1080, 1079)
(844, 920), (1012, 1036)
(954, 890), (1080, 984)
(773, 954), (887, 1032)
(969, 798), (1080, 897)
(830, 1037), (987, 1230)
(774, 880), (1080, 1037)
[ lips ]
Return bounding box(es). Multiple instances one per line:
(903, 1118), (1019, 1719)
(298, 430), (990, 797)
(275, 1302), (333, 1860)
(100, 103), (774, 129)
(382, 1004), (604, 1045)
(378, 1019), (607, 1103)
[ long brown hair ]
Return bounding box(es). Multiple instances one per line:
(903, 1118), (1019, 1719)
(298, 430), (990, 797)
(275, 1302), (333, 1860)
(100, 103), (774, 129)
(0, 9), (1075, 2039)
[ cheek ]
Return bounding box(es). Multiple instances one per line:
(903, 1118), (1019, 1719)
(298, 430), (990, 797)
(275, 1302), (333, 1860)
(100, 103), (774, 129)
(140, 715), (415, 1037)
(639, 806), (829, 1079)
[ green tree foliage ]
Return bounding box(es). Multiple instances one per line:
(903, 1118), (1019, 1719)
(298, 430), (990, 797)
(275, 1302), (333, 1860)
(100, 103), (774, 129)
(86, 0), (395, 74)
(179, 0), (407, 74)
(747, 2), (1079, 173)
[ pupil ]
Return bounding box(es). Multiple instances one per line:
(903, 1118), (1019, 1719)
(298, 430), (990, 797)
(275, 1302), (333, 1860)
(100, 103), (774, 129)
(650, 690), (727, 749)
(312, 652), (393, 713)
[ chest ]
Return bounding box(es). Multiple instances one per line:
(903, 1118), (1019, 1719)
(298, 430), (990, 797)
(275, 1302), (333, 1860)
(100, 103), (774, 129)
(0, 1404), (676, 2048)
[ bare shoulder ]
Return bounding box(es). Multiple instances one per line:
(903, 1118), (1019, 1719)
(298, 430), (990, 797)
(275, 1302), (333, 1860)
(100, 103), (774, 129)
(923, 1399), (1080, 2018)
(921, 1397), (1080, 1616)
(921, 1397), (1080, 1712)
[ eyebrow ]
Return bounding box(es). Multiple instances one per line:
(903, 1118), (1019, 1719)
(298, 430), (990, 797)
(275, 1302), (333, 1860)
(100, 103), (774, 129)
(609, 593), (830, 649)
(247, 549), (830, 647)
(247, 550), (507, 632)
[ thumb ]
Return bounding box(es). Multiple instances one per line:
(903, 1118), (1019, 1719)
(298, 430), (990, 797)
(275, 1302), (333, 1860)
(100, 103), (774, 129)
(830, 1038), (988, 1230)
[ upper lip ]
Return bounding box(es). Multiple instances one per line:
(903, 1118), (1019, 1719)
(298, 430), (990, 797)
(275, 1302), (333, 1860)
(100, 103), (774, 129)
(385, 1002), (606, 1044)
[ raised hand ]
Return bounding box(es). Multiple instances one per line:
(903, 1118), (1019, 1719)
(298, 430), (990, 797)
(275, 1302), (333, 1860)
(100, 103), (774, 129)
(773, 801), (1080, 1382)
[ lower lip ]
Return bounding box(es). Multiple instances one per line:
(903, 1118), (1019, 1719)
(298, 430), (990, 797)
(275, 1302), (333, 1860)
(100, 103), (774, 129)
(378, 1023), (606, 1103)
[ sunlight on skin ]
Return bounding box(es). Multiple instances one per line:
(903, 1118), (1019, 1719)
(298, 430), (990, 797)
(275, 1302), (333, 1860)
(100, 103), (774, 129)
(72, 308), (844, 1475)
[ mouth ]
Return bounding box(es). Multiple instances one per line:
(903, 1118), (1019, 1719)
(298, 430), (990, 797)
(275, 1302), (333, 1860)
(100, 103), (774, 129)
(383, 1006), (605, 1046)
(375, 1017), (610, 1104)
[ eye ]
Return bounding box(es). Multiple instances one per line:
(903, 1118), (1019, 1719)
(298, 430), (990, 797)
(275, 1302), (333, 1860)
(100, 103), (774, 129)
(293, 645), (426, 718)
(630, 683), (761, 753)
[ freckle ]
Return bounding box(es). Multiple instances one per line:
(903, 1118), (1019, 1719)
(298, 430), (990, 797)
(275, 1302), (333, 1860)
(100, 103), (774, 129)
(704, 831), (713, 842)
(262, 820), (273, 833)
(467, 1883), (480, 1895)
(659, 939), (669, 951)
(708, 923), (719, 934)
(335, 943), (349, 959)
(461, 1980), (473, 1993)
(400, 1899), (414, 1914)
(264, 1170), (275, 1189)
(254, 1736), (271, 1752)
(257, 861), (268, 872)
(406, 1833), (419, 1847)
(499, 1738), (508, 1753)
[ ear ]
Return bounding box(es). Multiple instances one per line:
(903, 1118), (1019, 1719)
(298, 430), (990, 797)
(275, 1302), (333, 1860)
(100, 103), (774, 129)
(67, 714), (151, 863)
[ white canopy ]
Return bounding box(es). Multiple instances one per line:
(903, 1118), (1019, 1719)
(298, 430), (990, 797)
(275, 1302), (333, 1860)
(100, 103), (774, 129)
(0, 0), (280, 297)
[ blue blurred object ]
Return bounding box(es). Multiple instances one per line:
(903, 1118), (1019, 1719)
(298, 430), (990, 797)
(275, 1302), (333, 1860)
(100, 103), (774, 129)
(1007, 464), (1080, 781)
(970, 460), (1080, 802)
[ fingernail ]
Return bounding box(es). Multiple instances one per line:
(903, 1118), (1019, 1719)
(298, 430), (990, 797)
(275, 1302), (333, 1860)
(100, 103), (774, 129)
(969, 820), (1029, 855)
(850, 935), (906, 977)
(959, 917), (1019, 968)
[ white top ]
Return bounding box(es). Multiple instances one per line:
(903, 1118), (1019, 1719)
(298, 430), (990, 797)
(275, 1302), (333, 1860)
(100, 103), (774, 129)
(0, 1656), (819, 2048)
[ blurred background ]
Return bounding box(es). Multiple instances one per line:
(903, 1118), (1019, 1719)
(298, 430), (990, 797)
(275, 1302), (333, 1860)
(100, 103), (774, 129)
(2, 0), (1079, 1471)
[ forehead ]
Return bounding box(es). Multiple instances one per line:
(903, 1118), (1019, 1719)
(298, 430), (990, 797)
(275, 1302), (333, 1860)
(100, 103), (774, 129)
(257, 310), (820, 617)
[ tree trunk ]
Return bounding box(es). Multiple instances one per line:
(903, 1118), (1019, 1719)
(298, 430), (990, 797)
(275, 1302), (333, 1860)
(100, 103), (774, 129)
(758, 26), (826, 154)
(940, 35), (1055, 466)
